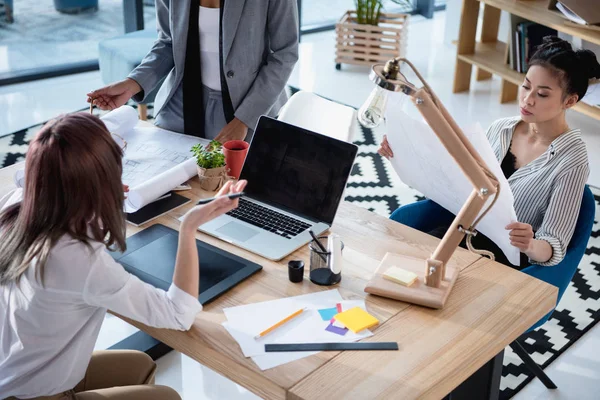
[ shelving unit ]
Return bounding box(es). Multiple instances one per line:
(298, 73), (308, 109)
(453, 0), (600, 121)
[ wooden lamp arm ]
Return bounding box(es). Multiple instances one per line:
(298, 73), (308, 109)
(367, 57), (501, 288)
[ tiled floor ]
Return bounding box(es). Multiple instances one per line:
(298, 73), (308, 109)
(1, 10), (599, 400)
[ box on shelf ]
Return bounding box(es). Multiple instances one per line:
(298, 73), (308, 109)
(335, 11), (408, 69)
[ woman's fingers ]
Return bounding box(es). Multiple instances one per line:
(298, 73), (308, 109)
(216, 180), (234, 196)
(234, 179), (247, 193)
(378, 136), (394, 159)
(383, 140), (393, 155)
(510, 238), (529, 245)
(509, 230), (532, 238)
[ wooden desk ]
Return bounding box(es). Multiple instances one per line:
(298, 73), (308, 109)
(0, 155), (557, 399)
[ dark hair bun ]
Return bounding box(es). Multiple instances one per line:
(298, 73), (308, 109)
(538, 36), (573, 52)
(529, 36), (599, 102)
(576, 49), (600, 80)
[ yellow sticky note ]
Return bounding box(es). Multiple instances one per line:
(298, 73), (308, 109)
(383, 266), (418, 287)
(333, 307), (379, 333)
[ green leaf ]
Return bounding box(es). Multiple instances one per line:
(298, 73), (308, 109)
(190, 140), (226, 169)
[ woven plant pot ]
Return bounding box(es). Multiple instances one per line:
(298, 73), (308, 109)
(335, 11), (409, 69)
(197, 165), (229, 192)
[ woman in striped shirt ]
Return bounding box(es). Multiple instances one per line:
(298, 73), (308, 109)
(378, 37), (600, 269)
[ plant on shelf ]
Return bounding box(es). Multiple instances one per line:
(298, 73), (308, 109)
(354, 0), (412, 26)
(191, 140), (229, 191)
(335, 1), (410, 69)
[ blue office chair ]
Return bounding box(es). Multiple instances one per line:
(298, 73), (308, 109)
(389, 186), (596, 389)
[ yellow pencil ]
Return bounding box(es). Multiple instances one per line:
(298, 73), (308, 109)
(254, 307), (307, 339)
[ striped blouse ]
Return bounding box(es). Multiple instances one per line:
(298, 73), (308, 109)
(485, 117), (590, 266)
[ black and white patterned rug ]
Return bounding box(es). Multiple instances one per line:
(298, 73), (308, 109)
(1, 101), (599, 399)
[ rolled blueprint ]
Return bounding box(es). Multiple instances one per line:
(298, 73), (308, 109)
(100, 105), (139, 137)
(124, 158), (198, 212)
(98, 107), (208, 213)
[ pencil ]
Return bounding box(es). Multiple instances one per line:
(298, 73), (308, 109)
(254, 307), (307, 339)
(89, 99), (94, 114)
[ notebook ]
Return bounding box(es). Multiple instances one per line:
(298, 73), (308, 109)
(126, 191), (190, 226)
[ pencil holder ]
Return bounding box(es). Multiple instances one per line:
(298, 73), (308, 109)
(308, 236), (344, 286)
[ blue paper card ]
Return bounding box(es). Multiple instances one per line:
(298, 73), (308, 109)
(318, 307), (338, 321)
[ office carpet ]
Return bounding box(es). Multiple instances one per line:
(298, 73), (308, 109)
(0, 101), (599, 399)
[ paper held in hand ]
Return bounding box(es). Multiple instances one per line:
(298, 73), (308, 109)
(100, 106), (210, 212)
(384, 93), (520, 265)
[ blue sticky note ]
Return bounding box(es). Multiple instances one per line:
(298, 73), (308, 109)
(318, 307), (338, 321)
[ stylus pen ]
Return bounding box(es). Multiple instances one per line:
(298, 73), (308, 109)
(196, 192), (245, 205)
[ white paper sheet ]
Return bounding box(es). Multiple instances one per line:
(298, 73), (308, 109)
(223, 291), (374, 370)
(582, 82), (600, 108)
(385, 93), (520, 265)
(14, 169), (25, 188)
(100, 105), (139, 137)
(99, 107), (209, 212)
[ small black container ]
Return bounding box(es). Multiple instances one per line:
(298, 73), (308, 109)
(288, 260), (305, 283)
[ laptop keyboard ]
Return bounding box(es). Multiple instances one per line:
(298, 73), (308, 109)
(227, 198), (312, 239)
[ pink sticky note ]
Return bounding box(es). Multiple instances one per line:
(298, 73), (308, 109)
(336, 303), (343, 313)
(331, 318), (346, 329)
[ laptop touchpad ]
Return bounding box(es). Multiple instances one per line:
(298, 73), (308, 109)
(217, 222), (259, 242)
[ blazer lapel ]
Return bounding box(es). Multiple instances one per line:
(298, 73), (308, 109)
(222, 0), (246, 62)
(173, 0), (192, 74)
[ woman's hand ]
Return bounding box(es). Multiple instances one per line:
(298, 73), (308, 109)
(180, 180), (247, 234)
(506, 222), (534, 252)
(87, 78), (142, 111)
(123, 184), (129, 199)
(213, 118), (248, 144)
(377, 135), (394, 159)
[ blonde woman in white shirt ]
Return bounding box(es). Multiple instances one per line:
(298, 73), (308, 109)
(0, 113), (247, 399)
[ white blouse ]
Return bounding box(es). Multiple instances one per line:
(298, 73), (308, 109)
(0, 189), (203, 398)
(199, 6), (221, 91)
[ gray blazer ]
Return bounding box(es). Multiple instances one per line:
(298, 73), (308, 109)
(129, 0), (299, 133)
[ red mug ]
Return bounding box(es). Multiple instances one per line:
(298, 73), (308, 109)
(223, 140), (249, 179)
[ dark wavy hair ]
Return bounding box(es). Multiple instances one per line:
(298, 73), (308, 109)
(0, 113), (126, 285)
(529, 36), (600, 102)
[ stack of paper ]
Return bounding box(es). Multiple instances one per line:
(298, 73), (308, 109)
(100, 106), (210, 212)
(222, 290), (374, 370)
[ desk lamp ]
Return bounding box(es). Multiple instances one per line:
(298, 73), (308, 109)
(359, 58), (500, 307)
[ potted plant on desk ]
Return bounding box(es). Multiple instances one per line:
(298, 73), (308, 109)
(191, 140), (229, 191)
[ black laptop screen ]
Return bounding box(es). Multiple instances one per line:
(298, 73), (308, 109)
(239, 117), (358, 224)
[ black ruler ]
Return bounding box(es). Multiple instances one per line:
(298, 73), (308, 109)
(265, 342), (399, 352)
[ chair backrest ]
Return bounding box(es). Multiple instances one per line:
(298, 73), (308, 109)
(522, 185), (596, 331)
(277, 91), (357, 143)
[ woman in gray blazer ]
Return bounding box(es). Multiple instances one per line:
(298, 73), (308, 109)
(87, 0), (299, 143)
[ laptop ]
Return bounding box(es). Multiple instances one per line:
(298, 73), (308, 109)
(197, 116), (358, 260)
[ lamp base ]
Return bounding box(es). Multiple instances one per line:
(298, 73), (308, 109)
(364, 253), (459, 309)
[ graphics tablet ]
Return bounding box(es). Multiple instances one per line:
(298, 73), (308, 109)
(109, 224), (262, 305)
